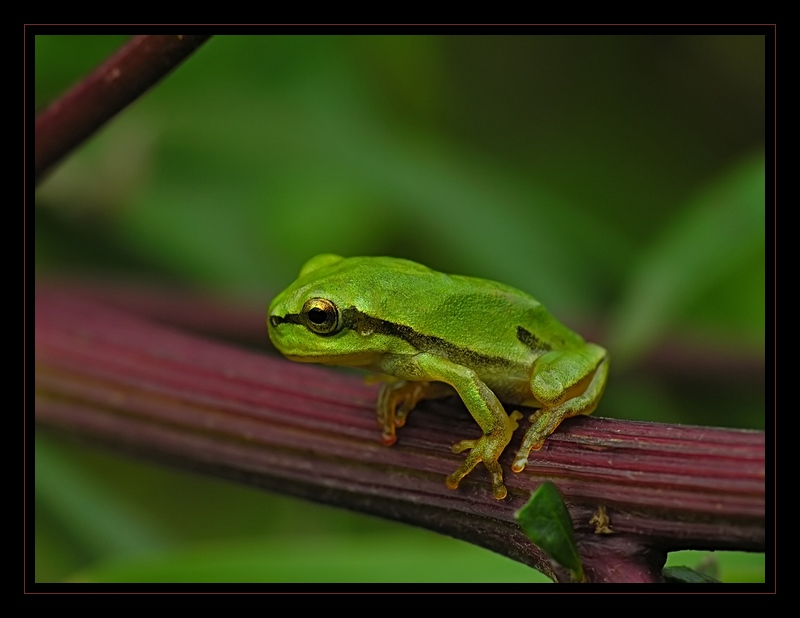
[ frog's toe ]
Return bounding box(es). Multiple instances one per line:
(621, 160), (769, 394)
(395, 397), (417, 427)
(445, 463), (474, 491)
(511, 412), (549, 472)
(511, 448), (539, 472)
(512, 436), (545, 472)
(446, 444), (482, 490)
(451, 438), (479, 454)
(445, 471), (462, 490)
(484, 459), (508, 499)
(492, 483), (508, 500)
(446, 437), (510, 500)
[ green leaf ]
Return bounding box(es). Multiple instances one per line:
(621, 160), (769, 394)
(35, 434), (168, 559)
(69, 535), (548, 583)
(515, 481), (584, 582)
(665, 550), (764, 583)
(609, 152), (765, 365)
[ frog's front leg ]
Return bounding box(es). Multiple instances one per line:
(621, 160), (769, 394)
(379, 353), (522, 500)
(512, 345), (609, 472)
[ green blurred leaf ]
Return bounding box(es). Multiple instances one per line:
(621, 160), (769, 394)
(71, 534), (548, 583)
(515, 481), (583, 582)
(665, 550), (765, 584)
(34, 35), (131, 110)
(609, 152), (765, 364)
(35, 434), (168, 559)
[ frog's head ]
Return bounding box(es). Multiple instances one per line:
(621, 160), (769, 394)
(268, 254), (417, 366)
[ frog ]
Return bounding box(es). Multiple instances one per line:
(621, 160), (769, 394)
(268, 254), (608, 500)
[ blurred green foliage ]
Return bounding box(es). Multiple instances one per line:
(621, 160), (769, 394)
(33, 33), (767, 584)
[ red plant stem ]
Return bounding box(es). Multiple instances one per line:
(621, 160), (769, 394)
(34, 285), (765, 583)
(35, 35), (211, 183)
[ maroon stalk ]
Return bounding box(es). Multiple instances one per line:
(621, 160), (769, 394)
(35, 34), (212, 183)
(34, 285), (765, 583)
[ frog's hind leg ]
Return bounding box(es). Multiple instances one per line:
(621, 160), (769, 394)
(512, 354), (609, 472)
(377, 379), (454, 445)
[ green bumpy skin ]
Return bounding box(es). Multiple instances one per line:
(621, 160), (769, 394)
(268, 255), (608, 500)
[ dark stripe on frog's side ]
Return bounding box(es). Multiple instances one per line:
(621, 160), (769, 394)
(273, 307), (524, 370)
(516, 326), (552, 353)
(339, 307), (521, 370)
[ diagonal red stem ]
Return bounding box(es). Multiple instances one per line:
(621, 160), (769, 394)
(34, 34), (211, 183)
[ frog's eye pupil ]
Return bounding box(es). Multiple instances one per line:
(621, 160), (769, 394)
(308, 308), (327, 324)
(302, 298), (340, 334)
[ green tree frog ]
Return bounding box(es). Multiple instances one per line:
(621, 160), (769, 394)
(268, 255), (608, 500)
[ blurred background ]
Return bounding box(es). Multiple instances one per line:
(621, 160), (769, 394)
(33, 33), (767, 583)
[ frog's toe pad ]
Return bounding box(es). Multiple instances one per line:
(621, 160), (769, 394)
(445, 466), (508, 500)
(490, 481), (508, 500)
(445, 472), (462, 490)
(511, 436), (545, 472)
(485, 462), (508, 499)
(380, 432), (397, 446)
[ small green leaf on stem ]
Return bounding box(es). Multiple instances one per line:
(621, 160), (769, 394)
(515, 481), (584, 582)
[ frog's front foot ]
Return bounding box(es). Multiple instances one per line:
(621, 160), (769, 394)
(512, 408), (562, 472)
(446, 411), (523, 500)
(446, 437), (508, 500)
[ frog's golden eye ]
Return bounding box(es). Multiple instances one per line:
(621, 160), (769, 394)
(302, 298), (340, 335)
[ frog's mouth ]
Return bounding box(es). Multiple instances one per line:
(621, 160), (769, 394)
(268, 315), (355, 364)
(269, 313), (301, 328)
(283, 351), (376, 367)
(284, 353), (337, 363)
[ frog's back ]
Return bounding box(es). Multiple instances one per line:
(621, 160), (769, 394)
(438, 269), (585, 359)
(318, 257), (583, 364)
